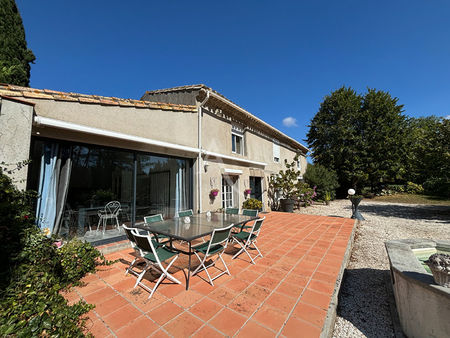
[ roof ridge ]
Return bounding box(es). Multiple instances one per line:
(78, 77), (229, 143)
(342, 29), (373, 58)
(0, 83), (197, 112)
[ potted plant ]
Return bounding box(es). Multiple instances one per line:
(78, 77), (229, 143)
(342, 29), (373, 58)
(269, 155), (302, 213)
(244, 188), (252, 195)
(324, 191), (331, 205)
(242, 198), (262, 210)
(210, 189), (219, 198)
(425, 253), (450, 287)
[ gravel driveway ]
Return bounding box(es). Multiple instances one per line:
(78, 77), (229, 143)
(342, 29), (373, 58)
(296, 199), (450, 337)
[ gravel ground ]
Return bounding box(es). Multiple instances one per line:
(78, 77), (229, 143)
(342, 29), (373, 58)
(296, 199), (450, 338)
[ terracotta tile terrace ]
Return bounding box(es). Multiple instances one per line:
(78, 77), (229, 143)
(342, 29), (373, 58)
(65, 212), (356, 337)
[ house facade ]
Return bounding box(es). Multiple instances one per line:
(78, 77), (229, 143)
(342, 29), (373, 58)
(0, 84), (308, 245)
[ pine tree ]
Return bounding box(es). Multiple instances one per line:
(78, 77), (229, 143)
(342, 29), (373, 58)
(0, 0), (35, 86)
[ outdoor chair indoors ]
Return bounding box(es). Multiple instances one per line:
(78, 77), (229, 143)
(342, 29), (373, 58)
(132, 232), (181, 299)
(97, 201), (121, 234)
(191, 224), (234, 286)
(177, 209), (193, 217)
(231, 217), (265, 264)
(225, 207), (239, 214)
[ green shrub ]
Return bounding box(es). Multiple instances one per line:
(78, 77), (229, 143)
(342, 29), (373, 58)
(296, 181), (316, 206)
(0, 168), (108, 336)
(242, 198), (263, 210)
(385, 184), (405, 193)
(303, 163), (339, 200)
(405, 182), (424, 194)
(423, 177), (450, 197)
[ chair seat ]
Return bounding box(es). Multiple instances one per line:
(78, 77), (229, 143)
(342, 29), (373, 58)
(193, 241), (224, 255)
(144, 246), (178, 263)
(233, 231), (257, 241)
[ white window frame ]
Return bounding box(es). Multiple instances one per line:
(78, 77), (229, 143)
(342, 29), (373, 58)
(232, 131), (244, 155)
(222, 176), (234, 208)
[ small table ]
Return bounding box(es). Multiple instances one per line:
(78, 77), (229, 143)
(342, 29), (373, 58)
(135, 212), (258, 289)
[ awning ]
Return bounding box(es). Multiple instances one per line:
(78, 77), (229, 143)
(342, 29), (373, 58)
(222, 168), (243, 175)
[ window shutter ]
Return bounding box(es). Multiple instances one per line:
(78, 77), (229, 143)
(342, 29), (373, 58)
(273, 143), (280, 159)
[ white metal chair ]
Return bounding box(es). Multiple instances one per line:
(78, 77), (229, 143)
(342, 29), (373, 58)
(191, 223), (234, 286)
(132, 232), (181, 299)
(231, 217), (265, 264)
(97, 201), (121, 234)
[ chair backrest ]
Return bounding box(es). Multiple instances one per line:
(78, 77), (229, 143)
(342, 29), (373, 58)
(225, 208), (239, 215)
(242, 209), (258, 217)
(210, 224), (234, 247)
(105, 201), (121, 215)
(132, 232), (159, 261)
(249, 217), (265, 238)
(144, 214), (163, 223)
(122, 224), (143, 255)
(177, 209), (193, 217)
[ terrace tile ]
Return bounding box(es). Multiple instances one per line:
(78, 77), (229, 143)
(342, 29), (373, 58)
(67, 212), (355, 337)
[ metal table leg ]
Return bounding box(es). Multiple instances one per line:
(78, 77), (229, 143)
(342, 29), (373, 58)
(186, 241), (192, 290)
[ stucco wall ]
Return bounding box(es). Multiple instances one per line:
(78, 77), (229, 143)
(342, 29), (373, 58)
(0, 98), (34, 190)
(29, 100), (199, 149)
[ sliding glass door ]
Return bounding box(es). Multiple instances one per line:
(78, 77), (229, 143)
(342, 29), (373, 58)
(28, 137), (192, 243)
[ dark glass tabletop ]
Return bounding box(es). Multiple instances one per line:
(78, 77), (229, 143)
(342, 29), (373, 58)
(135, 212), (257, 242)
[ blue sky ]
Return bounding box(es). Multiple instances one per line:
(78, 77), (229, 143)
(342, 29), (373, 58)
(17, 1), (450, 150)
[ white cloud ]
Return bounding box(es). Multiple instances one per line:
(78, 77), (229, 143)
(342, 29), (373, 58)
(446, 115), (450, 120)
(282, 116), (298, 127)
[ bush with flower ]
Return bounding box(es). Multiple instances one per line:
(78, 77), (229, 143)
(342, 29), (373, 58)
(0, 168), (111, 336)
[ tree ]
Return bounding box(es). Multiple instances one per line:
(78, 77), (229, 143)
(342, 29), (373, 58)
(307, 87), (408, 195)
(406, 116), (450, 196)
(0, 0), (35, 86)
(303, 163), (339, 200)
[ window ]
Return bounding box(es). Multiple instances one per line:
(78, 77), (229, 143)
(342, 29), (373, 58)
(273, 142), (280, 163)
(297, 158), (301, 170)
(232, 133), (243, 155)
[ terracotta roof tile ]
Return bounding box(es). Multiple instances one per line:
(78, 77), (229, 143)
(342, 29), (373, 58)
(0, 84), (196, 113)
(23, 91), (54, 99)
(0, 89), (23, 97)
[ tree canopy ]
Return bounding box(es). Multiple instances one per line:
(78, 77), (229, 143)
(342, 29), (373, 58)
(0, 0), (35, 86)
(306, 87), (408, 194)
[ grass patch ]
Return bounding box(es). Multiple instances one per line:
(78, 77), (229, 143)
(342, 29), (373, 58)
(372, 194), (450, 205)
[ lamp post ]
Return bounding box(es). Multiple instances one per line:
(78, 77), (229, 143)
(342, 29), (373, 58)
(348, 188), (365, 220)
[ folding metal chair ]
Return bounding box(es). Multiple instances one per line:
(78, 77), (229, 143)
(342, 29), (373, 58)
(191, 224), (234, 286)
(122, 224), (143, 277)
(225, 207), (239, 214)
(232, 217), (265, 264)
(177, 209), (193, 217)
(132, 232), (181, 299)
(144, 214), (169, 243)
(242, 209), (258, 217)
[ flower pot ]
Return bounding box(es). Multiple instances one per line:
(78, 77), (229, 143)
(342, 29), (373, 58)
(280, 198), (295, 213)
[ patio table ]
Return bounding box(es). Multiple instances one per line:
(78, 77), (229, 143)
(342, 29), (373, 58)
(135, 212), (258, 289)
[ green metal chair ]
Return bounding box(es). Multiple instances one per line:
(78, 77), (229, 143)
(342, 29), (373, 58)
(144, 214), (169, 243)
(232, 217), (265, 264)
(191, 224), (234, 286)
(225, 207), (239, 214)
(232, 209), (258, 233)
(132, 232), (181, 299)
(242, 209), (258, 217)
(177, 209), (193, 217)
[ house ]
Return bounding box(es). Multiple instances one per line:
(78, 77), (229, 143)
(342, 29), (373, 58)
(0, 83), (308, 245)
